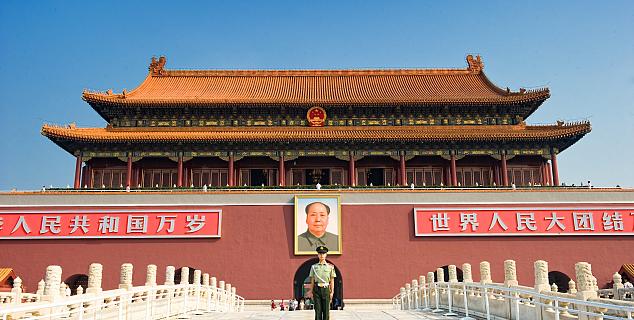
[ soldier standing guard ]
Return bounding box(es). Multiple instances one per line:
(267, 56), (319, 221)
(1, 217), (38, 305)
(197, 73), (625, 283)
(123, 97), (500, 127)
(310, 246), (336, 320)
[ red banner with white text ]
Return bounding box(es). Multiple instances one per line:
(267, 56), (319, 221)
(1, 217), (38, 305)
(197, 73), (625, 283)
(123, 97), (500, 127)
(0, 205), (222, 239)
(414, 204), (634, 236)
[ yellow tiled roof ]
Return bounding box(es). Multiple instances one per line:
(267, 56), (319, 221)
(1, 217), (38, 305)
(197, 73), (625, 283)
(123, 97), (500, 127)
(82, 56), (550, 106)
(42, 123), (590, 143)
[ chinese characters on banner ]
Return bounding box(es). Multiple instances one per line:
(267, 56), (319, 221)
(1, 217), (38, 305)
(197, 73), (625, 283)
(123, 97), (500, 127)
(414, 205), (634, 236)
(0, 206), (222, 239)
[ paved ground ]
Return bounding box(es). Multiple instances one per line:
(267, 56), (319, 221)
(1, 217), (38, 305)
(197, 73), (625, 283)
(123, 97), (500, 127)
(183, 309), (468, 319)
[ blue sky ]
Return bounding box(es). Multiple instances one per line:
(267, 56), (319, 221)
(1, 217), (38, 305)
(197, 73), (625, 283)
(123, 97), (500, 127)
(0, 1), (632, 190)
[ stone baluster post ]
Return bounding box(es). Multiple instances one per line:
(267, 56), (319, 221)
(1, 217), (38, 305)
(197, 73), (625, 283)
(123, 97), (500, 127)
(194, 270), (202, 286)
(226, 283), (232, 307)
(36, 279), (45, 297)
(533, 260), (551, 320)
(146, 264), (157, 286)
(399, 287), (406, 310)
(568, 280), (577, 294)
(426, 272), (436, 308)
(448, 265), (458, 283)
(463, 263), (473, 282)
(575, 262), (598, 320)
(202, 273), (210, 286)
(42, 265), (62, 302)
(437, 268), (445, 283)
(613, 273), (624, 299)
(480, 261), (492, 284)
(211, 277), (218, 305)
(11, 277), (22, 304)
(405, 283), (411, 309)
(412, 279), (419, 309)
(419, 275), (426, 306)
(76, 285), (84, 295)
(165, 266), (175, 285)
(119, 263), (133, 290)
(180, 267), (190, 285)
(231, 287), (237, 311)
(219, 280), (225, 308)
(87, 263), (103, 294)
(504, 260), (518, 286)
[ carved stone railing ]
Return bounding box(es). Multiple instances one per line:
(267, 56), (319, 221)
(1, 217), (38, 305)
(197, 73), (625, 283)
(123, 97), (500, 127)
(0, 263), (244, 319)
(392, 261), (634, 320)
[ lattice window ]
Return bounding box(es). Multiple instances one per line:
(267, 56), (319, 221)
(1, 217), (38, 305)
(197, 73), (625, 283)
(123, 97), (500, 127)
(92, 168), (127, 188)
(406, 167), (444, 186)
(142, 169), (177, 188)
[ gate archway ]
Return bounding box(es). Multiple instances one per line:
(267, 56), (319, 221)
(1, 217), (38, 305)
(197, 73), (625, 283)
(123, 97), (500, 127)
(293, 258), (343, 309)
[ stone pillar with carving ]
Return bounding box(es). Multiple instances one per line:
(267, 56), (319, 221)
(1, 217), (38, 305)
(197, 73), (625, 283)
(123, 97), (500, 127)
(404, 283), (411, 309)
(119, 263), (133, 290)
(180, 267), (190, 285)
(480, 261), (492, 284)
(194, 270), (202, 286)
(165, 266), (176, 285)
(412, 279), (419, 309)
(504, 260), (518, 286)
(436, 268), (445, 283)
(145, 264), (157, 286)
(575, 262), (598, 320)
(11, 277), (22, 304)
(534, 260), (550, 292)
(448, 265), (458, 283)
(42, 265), (62, 302)
(202, 273), (210, 286)
(36, 279), (45, 296)
(462, 263), (473, 282)
(86, 263), (103, 294)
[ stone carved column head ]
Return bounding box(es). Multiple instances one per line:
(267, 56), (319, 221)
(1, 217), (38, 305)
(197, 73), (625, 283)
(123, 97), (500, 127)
(145, 264), (157, 286)
(436, 268), (445, 283)
(119, 263), (133, 290)
(36, 279), (45, 295)
(165, 266), (175, 285)
(405, 283), (411, 290)
(534, 260), (549, 286)
(480, 261), (492, 284)
(504, 260), (518, 286)
(412, 279), (418, 289)
(462, 263), (473, 282)
(87, 263), (103, 290)
(180, 267), (190, 285)
(43, 265), (62, 296)
(568, 280), (577, 294)
(419, 275), (426, 286)
(448, 265), (458, 283)
(613, 273), (624, 289)
(427, 272), (435, 284)
(219, 280), (225, 291)
(575, 262), (594, 292)
(211, 277), (217, 288)
(11, 277), (22, 294)
(194, 270), (202, 285)
(202, 273), (210, 286)
(226, 283), (231, 292)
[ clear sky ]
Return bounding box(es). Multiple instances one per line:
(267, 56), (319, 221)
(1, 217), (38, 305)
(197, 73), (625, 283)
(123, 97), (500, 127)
(0, 1), (632, 190)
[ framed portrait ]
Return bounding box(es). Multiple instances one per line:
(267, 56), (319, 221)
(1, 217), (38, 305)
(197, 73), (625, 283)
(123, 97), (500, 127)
(294, 194), (342, 255)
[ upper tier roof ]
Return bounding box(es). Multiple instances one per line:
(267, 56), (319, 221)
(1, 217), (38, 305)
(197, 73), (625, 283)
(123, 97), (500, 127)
(82, 55), (550, 107)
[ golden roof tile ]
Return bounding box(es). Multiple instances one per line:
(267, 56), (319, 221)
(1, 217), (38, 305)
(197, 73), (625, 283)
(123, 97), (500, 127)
(82, 55), (550, 106)
(41, 122), (591, 143)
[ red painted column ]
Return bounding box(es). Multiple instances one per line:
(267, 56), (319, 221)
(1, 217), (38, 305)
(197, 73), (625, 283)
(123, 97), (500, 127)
(126, 154), (133, 187)
(278, 153), (285, 186)
(501, 153), (509, 186)
(73, 154), (82, 189)
(450, 155), (458, 186)
(177, 153), (183, 187)
(551, 151), (560, 186)
(228, 154), (235, 186)
(547, 162), (553, 186)
(349, 153), (356, 187)
(399, 154), (406, 186)
(541, 160), (549, 185)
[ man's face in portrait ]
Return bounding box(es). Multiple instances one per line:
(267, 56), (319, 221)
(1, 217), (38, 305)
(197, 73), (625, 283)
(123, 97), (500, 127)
(305, 202), (330, 237)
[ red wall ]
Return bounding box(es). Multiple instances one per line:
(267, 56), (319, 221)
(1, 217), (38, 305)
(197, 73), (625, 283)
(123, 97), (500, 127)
(1, 204), (632, 299)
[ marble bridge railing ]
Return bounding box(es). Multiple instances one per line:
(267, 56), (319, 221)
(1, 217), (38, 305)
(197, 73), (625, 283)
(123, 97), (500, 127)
(392, 260), (634, 320)
(0, 263), (244, 319)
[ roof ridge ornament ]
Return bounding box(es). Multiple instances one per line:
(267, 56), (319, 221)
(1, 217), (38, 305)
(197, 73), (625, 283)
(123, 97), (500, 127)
(466, 55), (484, 73)
(149, 56), (167, 75)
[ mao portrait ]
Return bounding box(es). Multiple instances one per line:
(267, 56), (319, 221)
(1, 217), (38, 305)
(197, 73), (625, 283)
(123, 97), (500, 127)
(294, 195), (341, 255)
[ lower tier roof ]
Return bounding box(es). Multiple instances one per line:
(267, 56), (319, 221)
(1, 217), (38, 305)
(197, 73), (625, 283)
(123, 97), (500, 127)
(42, 123), (590, 155)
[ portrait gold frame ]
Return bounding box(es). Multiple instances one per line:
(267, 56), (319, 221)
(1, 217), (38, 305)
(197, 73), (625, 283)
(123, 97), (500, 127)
(294, 194), (342, 255)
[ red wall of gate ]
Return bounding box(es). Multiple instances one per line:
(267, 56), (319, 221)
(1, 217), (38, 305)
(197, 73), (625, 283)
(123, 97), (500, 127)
(1, 204), (632, 299)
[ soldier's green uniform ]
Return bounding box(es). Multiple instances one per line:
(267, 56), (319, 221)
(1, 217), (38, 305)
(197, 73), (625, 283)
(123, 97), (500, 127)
(310, 246), (336, 320)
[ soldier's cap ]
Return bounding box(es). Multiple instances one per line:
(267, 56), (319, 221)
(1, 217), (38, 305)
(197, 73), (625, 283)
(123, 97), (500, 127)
(316, 246), (329, 254)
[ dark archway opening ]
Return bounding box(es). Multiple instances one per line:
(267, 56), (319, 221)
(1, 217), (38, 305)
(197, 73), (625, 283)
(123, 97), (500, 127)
(250, 169), (267, 186)
(175, 266), (198, 284)
(293, 258), (343, 310)
(433, 265), (464, 282)
(64, 274), (88, 295)
(548, 271), (571, 292)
